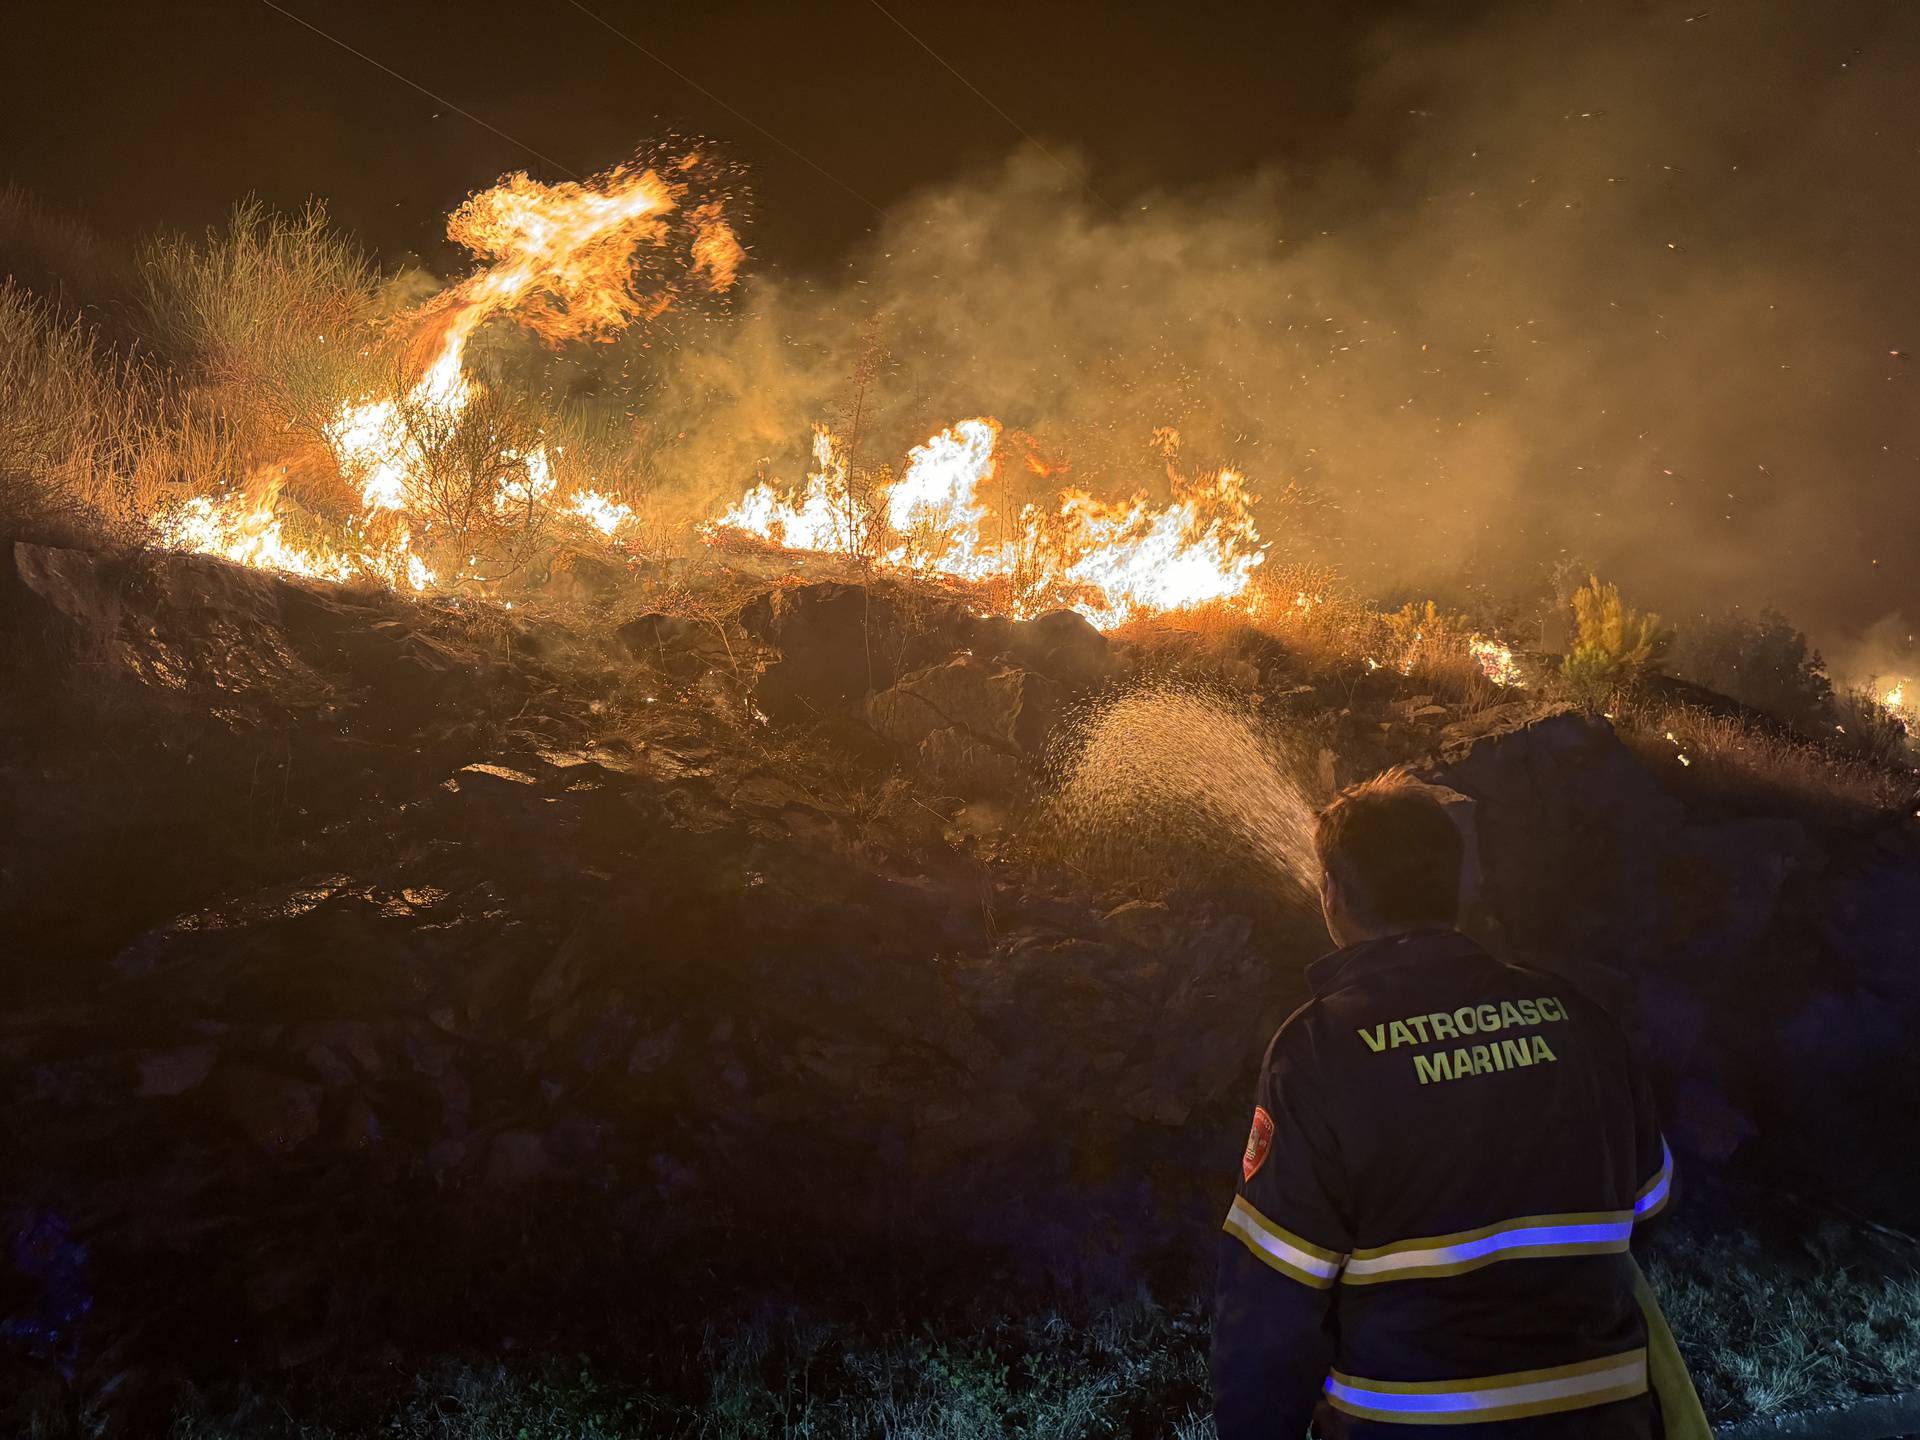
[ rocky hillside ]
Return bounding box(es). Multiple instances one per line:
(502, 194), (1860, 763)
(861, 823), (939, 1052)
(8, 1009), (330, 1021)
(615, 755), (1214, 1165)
(3, 542), (1918, 1424)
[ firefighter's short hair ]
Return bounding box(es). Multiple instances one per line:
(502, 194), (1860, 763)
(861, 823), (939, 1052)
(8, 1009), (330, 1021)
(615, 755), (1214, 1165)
(1314, 769), (1463, 926)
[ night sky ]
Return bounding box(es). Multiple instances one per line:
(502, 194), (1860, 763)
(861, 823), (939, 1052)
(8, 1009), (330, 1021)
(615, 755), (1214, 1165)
(0, 0), (1457, 272)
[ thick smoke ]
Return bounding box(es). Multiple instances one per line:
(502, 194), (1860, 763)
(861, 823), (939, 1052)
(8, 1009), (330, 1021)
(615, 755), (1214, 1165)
(625, 0), (1918, 675)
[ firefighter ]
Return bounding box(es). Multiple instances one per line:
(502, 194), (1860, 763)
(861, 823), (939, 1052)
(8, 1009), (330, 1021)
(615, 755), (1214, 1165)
(1212, 769), (1703, 1439)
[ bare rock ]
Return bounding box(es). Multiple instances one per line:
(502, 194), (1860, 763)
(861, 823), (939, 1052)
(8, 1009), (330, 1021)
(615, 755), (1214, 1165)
(868, 654), (1063, 760)
(7, 543), (123, 658)
(739, 582), (891, 719)
(134, 1045), (217, 1097)
(223, 1067), (321, 1154)
(1004, 608), (1114, 690)
(484, 1130), (552, 1187)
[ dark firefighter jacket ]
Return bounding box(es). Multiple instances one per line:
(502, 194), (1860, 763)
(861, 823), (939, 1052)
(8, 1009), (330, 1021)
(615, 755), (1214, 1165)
(1212, 929), (1673, 1440)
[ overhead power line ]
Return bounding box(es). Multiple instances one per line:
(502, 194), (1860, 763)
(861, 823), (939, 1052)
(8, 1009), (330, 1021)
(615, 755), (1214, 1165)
(253, 0), (581, 179)
(861, 0), (1119, 218)
(562, 0), (885, 218)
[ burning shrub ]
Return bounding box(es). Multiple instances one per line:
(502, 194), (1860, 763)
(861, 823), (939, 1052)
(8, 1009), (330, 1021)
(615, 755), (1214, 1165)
(1559, 575), (1672, 707)
(1254, 564), (1382, 673)
(1832, 684), (1915, 768)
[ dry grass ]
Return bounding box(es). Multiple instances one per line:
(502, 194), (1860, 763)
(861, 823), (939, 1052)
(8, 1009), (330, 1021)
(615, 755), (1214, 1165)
(1612, 696), (1918, 816)
(1108, 570), (1517, 720)
(135, 200), (388, 460)
(0, 182), (132, 315)
(0, 201), (393, 554)
(0, 282), (187, 546)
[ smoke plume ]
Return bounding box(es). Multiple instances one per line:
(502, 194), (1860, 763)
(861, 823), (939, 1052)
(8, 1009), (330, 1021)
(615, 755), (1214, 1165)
(619, 0), (1918, 678)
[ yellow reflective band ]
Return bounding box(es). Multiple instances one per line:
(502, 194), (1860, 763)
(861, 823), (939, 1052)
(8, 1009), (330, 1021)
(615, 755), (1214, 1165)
(1222, 1196), (1344, 1288)
(1324, 1349), (1648, 1424)
(1342, 1210), (1635, 1284)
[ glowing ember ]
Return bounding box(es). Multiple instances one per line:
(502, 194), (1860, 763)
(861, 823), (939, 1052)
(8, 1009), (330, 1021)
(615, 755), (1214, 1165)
(1882, 680), (1916, 734)
(1470, 637), (1524, 687)
(710, 417), (1268, 629)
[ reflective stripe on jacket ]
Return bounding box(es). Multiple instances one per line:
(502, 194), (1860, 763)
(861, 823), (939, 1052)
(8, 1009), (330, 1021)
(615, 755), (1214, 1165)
(1211, 930), (1675, 1440)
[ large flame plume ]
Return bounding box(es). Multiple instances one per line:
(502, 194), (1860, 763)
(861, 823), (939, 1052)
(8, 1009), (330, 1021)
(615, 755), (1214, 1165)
(163, 156), (740, 586)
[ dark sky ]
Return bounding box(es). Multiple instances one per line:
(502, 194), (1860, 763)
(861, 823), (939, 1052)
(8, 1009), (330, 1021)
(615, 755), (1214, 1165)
(0, 0), (1461, 272)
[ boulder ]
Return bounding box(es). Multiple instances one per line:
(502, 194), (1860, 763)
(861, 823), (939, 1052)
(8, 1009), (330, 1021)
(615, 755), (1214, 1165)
(739, 582), (890, 719)
(918, 726), (1024, 795)
(223, 1067), (322, 1154)
(1431, 709), (1684, 962)
(1004, 609), (1114, 691)
(868, 655), (1063, 760)
(134, 1046), (217, 1098)
(616, 612), (729, 672)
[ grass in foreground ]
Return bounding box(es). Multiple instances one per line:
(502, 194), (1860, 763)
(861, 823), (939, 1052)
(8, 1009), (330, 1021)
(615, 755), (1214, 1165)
(160, 1228), (1920, 1439)
(1648, 1227), (1920, 1423)
(169, 1300), (1215, 1440)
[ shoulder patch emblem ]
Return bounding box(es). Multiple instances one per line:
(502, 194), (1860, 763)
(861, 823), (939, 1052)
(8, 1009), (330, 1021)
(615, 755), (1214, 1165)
(1242, 1106), (1275, 1181)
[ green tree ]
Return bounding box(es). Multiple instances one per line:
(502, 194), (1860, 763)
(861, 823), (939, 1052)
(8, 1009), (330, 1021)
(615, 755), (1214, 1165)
(1561, 575), (1672, 706)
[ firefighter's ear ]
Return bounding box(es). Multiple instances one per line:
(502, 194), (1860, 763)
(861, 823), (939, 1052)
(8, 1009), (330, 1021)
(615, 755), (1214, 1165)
(1320, 866), (1364, 947)
(1318, 867), (1342, 939)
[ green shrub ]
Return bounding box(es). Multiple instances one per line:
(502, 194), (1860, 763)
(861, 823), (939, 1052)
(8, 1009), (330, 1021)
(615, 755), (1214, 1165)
(1560, 575), (1672, 707)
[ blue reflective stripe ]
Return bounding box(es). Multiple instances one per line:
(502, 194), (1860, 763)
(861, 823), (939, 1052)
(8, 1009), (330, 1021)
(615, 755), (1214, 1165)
(1344, 1221), (1628, 1282)
(1325, 1380), (1489, 1417)
(1341, 1212), (1633, 1283)
(1323, 1350), (1650, 1424)
(1634, 1139), (1673, 1219)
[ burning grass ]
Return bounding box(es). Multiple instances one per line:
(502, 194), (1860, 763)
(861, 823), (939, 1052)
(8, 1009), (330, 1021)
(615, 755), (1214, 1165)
(709, 415), (1277, 631)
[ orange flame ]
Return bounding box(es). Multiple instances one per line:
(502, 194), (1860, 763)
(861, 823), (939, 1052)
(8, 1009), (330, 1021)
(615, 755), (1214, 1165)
(710, 418), (1269, 629)
(167, 158), (737, 587)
